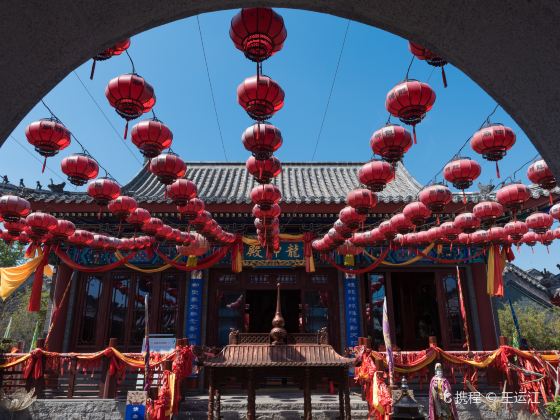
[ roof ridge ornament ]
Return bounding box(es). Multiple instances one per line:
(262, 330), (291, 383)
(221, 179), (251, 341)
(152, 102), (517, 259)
(270, 282), (287, 345)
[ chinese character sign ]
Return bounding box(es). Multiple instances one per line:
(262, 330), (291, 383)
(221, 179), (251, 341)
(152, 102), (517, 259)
(243, 241), (305, 268)
(344, 274), (362, 348)
(185, 275), (203, 345)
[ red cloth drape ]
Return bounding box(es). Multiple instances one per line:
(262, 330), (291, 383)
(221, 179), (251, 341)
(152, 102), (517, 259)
(154, 246), (230, 271)
(53, 246), (136, 273)
(321, 248), (390, 274)
(28, 245), (51, 312)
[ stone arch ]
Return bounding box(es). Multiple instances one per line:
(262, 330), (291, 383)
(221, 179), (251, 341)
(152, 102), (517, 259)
(2, 1), (560, 174)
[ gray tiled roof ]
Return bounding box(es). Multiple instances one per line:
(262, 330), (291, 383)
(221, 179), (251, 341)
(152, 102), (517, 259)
(0, 162), (555, 206)
(123, 162), (423, 204)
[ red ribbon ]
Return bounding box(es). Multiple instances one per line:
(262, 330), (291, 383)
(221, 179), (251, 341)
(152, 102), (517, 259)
(53, 246), (137, 273)
(28, 245), (51, 312)
(303, 232), (315, 273)
(321, 248), (390, 274)
(23, 349), (43, 380)
(155, 246), (230, 271)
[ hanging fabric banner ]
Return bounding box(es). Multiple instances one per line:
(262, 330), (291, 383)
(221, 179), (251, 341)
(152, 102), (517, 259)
(0, 248), (53, 300)
(382, 297), (394, 387)
(455, 266), (470, 351)
(28, 245), (51, 312)
(54, 246), (137, 273)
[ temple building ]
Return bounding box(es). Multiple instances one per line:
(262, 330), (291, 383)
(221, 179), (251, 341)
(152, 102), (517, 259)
(0, 162), (554, 356)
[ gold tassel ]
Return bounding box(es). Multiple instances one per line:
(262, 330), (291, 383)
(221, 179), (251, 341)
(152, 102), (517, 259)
(186, 255), (198, 267)
(344, 254), (355, 266)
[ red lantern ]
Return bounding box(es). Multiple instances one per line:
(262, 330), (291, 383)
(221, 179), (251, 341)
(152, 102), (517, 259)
(142, 217), (163, 235)
(4, 218), (27, 236)
(496, 183), (530, 215)
(91, 234), (109, 250)
(488, 227), (508, 245)
(0, 195), (31, 222)
(68, 229), (94, 247)
(504, 220), (528, 242)
(457, 233), (471, 246)
(90, 38), (130, 79)
(126, 208), (151, 227)
(246, 156), (282, 184)
(327, 228), (346, 245)
(527, 159), (556, 204)
(105, 73), (156, 138)
(332, 220), (352, 239)
(379, 221), (397, 240)
(470, 230), (489, 246)
(346, 189), (377, 214)
(25, 118), (71, 172)
(416, 230), (431, 246)
(472, 201), (504, 225)
(155, 224), (173, 242)
(440, 222), (461, 241)
(426, 226), (443, 244)
(177, 198), (205, 221)
(454, 212), (481, 233)
(522, 231), (538, 247)
(418, 184), (452, 213)
(403, 201), (432, 226)
(108, 196), (137, 220)
(87, 178), (121, 206)
(540, 230), (555, 246)
(250, 184), (282, 210)
(26, 212), (57, 239)
(61, 153), (99, 186)
(525, 212), (553, 234)
(470, 124), (515, 178)
(230, 8), (287, 62)
(370, 124), (413, 163)
(385, 80), (436, 143)
(149, 153), (187, 185)
(242, 123), (283, 160)
(167, 179), (197, 206)
(408, 41), (448, 87)
(252, 203), (281, 220)
(390, 213), (414, 234)
(191, 211), (213, 231)
(178, 233), (209, 256)
(51, 219), (76, 242)
(339, 207), (366, 229)
(443, 157), (481, 201)
(358, 160), (395, 192)
(130, 119), (173, 158)
(554, 227), (560, 240)
(550, 203), (560, 221)
(237, 75), (284, 121)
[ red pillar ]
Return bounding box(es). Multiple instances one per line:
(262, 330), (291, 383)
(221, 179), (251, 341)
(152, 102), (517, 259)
(46, 263), (73, 352)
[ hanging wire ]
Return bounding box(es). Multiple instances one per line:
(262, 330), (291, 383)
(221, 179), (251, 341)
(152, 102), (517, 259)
(310, 19), (351, 161)
(428, 103), (500, 184)
(404, 55), (415, 80)
(125, 50), (136, 74)
(499, 153), (540, 186)
(196, 15), (229, 162)
(73, 71), (142, 165)
(40, 100), (121, 184)
(9, 134), (69, 184)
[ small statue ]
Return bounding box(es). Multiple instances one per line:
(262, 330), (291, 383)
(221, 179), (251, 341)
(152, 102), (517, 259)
(429, 363), (458, 420)
(36, 181), (42, 190)
(47, 178), (66, 193)
(18, 179), (25, 188)
(1, 175), (8, 184)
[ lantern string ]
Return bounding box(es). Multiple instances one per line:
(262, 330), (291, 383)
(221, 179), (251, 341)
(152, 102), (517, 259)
(404, 55), (415, 80)
(72, 71), (142, 165)
(196, 15), (229, 162)
(39, 99), (121, 185)
(498, 153), (540, 187)
(125, 50), (136, 74)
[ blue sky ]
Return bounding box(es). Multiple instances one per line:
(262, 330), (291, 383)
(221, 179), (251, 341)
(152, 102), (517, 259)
(1, 9), (558, 273)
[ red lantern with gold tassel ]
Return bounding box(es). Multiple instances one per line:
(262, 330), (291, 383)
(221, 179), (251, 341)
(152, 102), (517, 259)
(385, 80), (436, 143)
(105, 73), (156, 138)
(230, 8), (287, 62)
(25, 118), (71, 173)
(470, 124), (515, 178)
(527, 159), (556, 204)
(408, 42), (448, 87)
(443, 157), (481, 203)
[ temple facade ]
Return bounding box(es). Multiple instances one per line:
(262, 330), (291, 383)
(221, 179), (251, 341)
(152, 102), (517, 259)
(1, 162), (554, 356)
